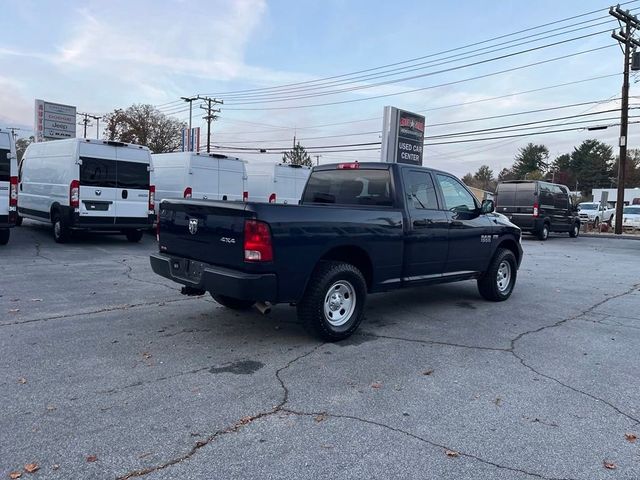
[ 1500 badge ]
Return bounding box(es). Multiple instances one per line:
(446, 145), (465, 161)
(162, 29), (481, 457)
(480, 235), (493, 243)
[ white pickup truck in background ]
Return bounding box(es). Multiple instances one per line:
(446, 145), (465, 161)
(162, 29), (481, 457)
(577, 202), (615, 227)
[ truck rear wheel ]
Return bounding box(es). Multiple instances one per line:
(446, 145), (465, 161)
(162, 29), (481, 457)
(0, 229), (9, 245)
(477, 248), (517, 302)
(124, 229), (144, 243)
(297, 261), (367, 341)
(211, 294), (254, 310)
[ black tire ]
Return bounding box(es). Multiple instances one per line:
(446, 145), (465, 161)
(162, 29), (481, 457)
(477, 248), (517, 302)
(125, 229), (144, 243)
(211, 294), (254, 310)
(14, 215), (23, 227)
(569, 222), (580, 238)
(537, 222), (550, 241)
(52, 213), (71, 243)
(297, 261), (367, 341)
(593, 217), (600, 229)
(0, 229), (9, 245)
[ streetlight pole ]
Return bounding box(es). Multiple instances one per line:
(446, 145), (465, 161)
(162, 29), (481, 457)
(181, 96), (197, 151)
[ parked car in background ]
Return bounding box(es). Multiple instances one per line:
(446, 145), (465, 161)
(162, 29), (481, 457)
(18, 138), (154, 243)
(611, 205), (640, 231)
(577, 202), (615, 227)
(245, 163), (311, 204)
(0, 128), (18, 245)
(495, 180), (580, 240)
(151, 152), (247, 212)
(151, 162), (523, 341)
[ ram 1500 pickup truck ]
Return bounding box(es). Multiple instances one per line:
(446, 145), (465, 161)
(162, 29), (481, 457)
(150, 162), (523, 341)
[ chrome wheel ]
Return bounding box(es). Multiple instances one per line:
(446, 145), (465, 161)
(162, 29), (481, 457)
(496, 261), (512, 293)
(54, 220), (61, 239)
(323, 280), (356, 326)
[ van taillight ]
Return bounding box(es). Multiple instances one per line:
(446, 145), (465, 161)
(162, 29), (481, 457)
(183, 187), (192, 199)
(244, 220), (273, 262)
(268, 193), (276, 203)
(9, 176), (18, 207)
(243, 191), (249, 202)
(149, 185), (156, 211)
(533, 202), (539, 218)
(70, 180), (80, 208)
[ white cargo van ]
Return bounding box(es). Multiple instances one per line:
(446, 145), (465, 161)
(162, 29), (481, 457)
(151, 152), (247, 211)
(0, 129), (18, 245)
(245, 163), (311, 204)
(19, 138), (154, 243)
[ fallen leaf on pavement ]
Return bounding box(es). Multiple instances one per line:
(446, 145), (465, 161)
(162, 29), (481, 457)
(46, 405), (56, 412)
(142, 352), (152, 359)
(603, 461), (616, 470)
(494, 397), (503, 407)
(8, 308), (20, 313)
(625, 433), (637, 442)
(315, 413), (327, 423)
(422, 369), (434, 376)
(24, 463), (39, 473)
(371, 382), (383, 389)
(86, 455), (97, 463)
(9, 471), (22, 479)
(30, 299), (43, 302)
(445, 450), (459, 457)
(18, 377), (27, 384)
(51, 464), (59, 470)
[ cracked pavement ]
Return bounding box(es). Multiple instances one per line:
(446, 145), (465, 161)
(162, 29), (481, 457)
(1, 221), (639, 479)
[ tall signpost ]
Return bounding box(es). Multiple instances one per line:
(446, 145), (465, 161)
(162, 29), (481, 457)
(381, 106), (425, 166)
(34, 100), (77, 142)
(609, 6), (640, 234)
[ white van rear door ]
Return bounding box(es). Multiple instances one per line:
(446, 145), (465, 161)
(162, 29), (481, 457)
(79, 143), (118, 220)
(114, 147), (150, 220)
(218, 159), (245, 201)
(191, 157), (219, 200)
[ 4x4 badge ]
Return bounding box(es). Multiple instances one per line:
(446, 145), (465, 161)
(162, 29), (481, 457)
(188, 219), (198, 235)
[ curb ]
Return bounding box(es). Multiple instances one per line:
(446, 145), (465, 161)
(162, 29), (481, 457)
(580, 233), (640, 240)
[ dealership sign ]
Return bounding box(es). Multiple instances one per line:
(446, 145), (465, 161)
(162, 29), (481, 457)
(381, 106), (425, 166)
(34, 99), (77, 142)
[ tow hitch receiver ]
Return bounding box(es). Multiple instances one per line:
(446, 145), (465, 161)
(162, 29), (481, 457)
(181, 286), (206, 296)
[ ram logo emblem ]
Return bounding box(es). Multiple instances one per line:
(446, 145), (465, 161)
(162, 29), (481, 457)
(188, 219), (198, 235)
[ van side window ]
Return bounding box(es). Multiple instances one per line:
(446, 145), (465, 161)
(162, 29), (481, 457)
(552, 185), (568, 209)
(80, 157), (116, 188)
(402, 170), (438, 210)
(436, 174), (477, 212)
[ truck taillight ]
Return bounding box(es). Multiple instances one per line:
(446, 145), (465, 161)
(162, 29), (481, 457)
(337, 163), (360, 169)
(70, 180), (80, 208)
(9, 176), (17, 207)
(243, 191), (249, 202)
(533, 202), (539, 218)
(268, 193), (276, 203)
(149, 185), (156, 211)
(183, 187), (192, 199)
(244, 220), (273, 262)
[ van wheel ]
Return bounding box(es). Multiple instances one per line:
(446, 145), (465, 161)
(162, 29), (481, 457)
(537, 223), (549, 241)
(211, 294), (254, 310)
(14, 215), (23, 227)
(0, 229), (9, 245)
(478, 248), (517, 302)
(124, 230), (144, 243)
(569, 222), (580, 238)
(297, 261), (367, 341)
(52, 214), (71, 243)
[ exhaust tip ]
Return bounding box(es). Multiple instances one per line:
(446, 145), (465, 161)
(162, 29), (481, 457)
(254, 301), (271, 315)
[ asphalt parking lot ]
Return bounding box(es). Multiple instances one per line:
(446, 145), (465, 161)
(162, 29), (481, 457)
(1, 221), (639, 480)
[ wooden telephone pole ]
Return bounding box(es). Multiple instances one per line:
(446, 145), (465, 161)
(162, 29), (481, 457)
(197, 96), (223, 153)
(610, 5), (640, 234)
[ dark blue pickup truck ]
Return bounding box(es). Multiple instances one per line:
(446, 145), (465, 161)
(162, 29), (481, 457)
(150, 162), (523, 340)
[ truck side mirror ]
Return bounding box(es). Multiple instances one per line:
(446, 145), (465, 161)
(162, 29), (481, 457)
(481, 199), (494, 214)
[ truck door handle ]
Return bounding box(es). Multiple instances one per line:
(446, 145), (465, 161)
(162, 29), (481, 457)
(122, 189), (128, 199)
(413, 219), (432, 227)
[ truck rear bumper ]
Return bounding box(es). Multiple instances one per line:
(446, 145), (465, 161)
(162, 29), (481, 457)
(150, 253), (277, 302)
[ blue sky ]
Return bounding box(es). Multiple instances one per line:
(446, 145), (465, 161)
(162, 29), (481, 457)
(1, 0), (637, 176)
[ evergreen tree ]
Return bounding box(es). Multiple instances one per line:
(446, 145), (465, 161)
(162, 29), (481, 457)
(512, 143), (549, 179)
(282, 142), (313, 167)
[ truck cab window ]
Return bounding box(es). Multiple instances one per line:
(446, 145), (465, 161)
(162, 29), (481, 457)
(436, 174), (477, 213)
(402, 170), (438, 210)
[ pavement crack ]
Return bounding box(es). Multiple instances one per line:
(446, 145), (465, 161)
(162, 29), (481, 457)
(509, 283), (640, 426)
(359, 331), (509, 352)
(280, 408), (575, 480)
(115, 342), (325, 479)
(118, 258), (178, 291)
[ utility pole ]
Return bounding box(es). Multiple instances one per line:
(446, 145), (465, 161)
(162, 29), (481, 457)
(315, 155), (321, 166)
(7, 127), (22, 141)
(197, 96), (223, 153)
(181, 96), (197, 151)
(610, 6), (640, 234)
(88, 115), (102, 139)
(77, 113), (92, 139)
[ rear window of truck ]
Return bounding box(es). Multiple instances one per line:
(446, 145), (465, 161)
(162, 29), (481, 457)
(0, 148), (9, 182)
(80, 157), (149, 189)
(302, 169), (392, 206)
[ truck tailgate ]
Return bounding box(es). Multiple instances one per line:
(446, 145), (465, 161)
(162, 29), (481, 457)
(158, 199), (250, 268)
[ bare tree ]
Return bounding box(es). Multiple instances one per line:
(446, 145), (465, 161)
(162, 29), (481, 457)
(104, 104), (185, 153)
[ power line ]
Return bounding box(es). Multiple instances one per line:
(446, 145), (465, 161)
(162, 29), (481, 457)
(222, 45), (615, 111)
